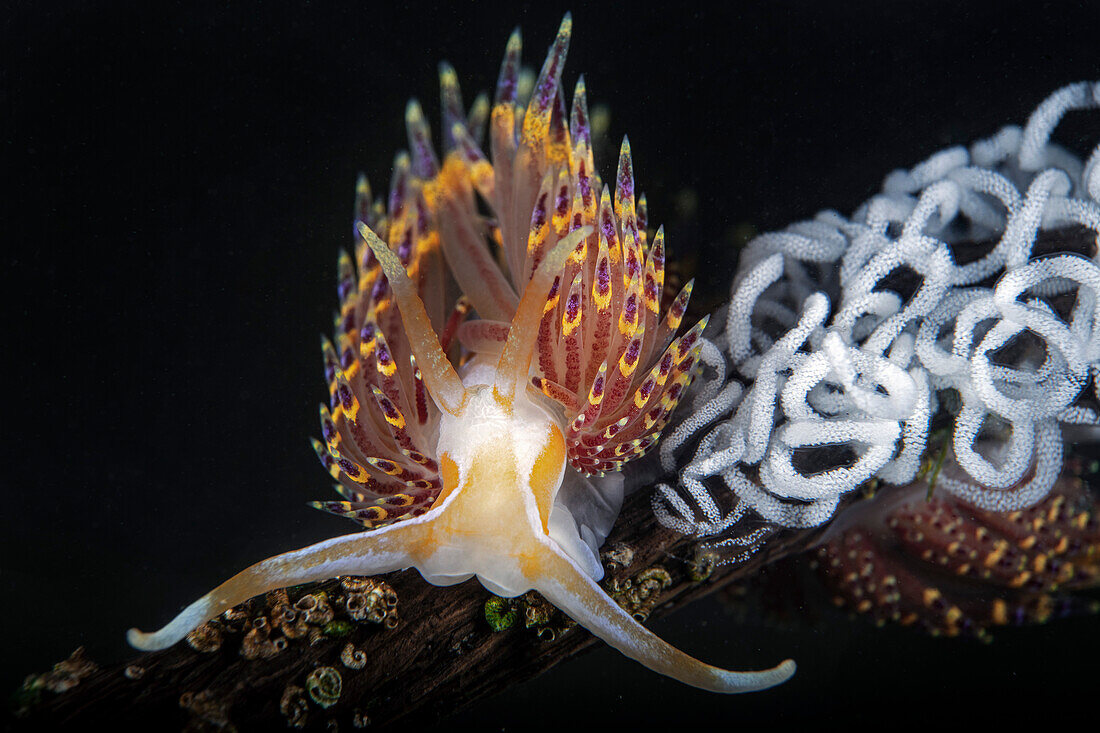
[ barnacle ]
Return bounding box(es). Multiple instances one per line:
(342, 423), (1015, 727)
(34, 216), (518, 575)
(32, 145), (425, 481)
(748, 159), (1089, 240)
(240, 616), (288, 659)
(341, 642), (368, 669)
(220, 607), (249, 634)
(179, 689), (234, 731)
(607, 566), (672, 622)
(599, 542), (635, 572)
(280, 684), (309, 729)
(483, 595), (518, 631)
(341, 577), (397, 625)
(656, 81), (1100, 543)
(305, 667), (342, 709)
(21, 647), (98, 696)
(522, 592), (556, 630)
(185, 620), (224, 652)
(295, 593), (335, 626)
(268, 590), (298, 629)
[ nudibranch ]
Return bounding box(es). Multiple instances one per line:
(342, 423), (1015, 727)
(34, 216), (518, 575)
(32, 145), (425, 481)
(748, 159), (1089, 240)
(127, 15), (795, 693)
(815, 452), (1100, 639)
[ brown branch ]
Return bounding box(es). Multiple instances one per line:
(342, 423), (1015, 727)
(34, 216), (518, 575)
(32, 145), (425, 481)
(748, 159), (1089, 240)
(11, 481), (827, 732)
(14, 226), (1093, 731)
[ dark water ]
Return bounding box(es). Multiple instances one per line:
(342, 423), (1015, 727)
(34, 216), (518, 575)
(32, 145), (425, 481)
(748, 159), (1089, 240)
(6, 1), (1100, 729)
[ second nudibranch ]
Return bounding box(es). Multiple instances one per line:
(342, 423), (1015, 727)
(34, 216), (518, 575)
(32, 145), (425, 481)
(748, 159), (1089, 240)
(127, 15), (794, 693)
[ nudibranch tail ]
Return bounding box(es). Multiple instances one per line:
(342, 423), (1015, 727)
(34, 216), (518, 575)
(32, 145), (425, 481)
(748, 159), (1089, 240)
(534, 547), (796, 693)
(127, 519), (432, 651)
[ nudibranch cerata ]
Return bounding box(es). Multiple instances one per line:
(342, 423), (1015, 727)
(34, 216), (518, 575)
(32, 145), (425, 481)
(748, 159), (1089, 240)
(127, 15), (795, 694)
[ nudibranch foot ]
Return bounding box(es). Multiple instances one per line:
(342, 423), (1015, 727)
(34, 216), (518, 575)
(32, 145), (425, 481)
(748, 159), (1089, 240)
(534, 546), (796, 693)
(127, 519), (429, 652)
(128, 484), (794, 693)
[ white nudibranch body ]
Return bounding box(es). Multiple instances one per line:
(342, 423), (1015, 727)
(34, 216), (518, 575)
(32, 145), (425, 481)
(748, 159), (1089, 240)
(127, 16), (795, 695)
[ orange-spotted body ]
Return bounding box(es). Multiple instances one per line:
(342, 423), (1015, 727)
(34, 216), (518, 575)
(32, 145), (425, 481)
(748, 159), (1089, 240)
(127, 15), (794, 693)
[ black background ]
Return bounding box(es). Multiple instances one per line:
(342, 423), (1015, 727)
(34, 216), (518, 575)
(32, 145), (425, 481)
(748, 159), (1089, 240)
(5, 1), (1100, 729)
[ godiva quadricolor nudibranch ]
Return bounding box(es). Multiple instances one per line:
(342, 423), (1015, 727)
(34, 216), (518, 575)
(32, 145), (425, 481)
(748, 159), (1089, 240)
(127, 15), (795, 693)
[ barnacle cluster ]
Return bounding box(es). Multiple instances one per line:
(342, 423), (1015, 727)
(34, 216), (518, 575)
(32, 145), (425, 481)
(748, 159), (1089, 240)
(342, 576), (399, 628)
(482, 549), (672, 636)
(657, 82), (1100, 542)
(183, 577), (398, 659)
(279, 684), (310, 729)
(16, 646), (99, 715)
(481, 591), (576, 640)
(179, 689), (234, 730)
(605, 566), (672, 622)
(278, 666), (344, 727)
(277, 667), (346, 728)
(240, 614), (290, 659)
(185, 618), (225, 652)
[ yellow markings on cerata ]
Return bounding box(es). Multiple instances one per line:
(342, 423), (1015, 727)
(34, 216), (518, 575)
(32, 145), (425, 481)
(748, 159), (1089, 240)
(371, 385), (407, 430)
(617, 290), (639, 338)
(425, 155), (472, 208)
(561, 274), (584, 337)
(365, 457), (402, 476)
(372, 330), (399, 378)
(550, 171), (573, 236)
(363, 506), (388, 523)
(542, 277), (561, 315)
(566, 226), (587, 267)
(334, 369), (361, 423)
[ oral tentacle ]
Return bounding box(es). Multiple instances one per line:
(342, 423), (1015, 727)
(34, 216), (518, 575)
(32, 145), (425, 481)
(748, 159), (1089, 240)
(495, 225), (592, 404)
(358, 221), (467, 414)
(534, 545), (796, 693)
(127, 517), (434, 651)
